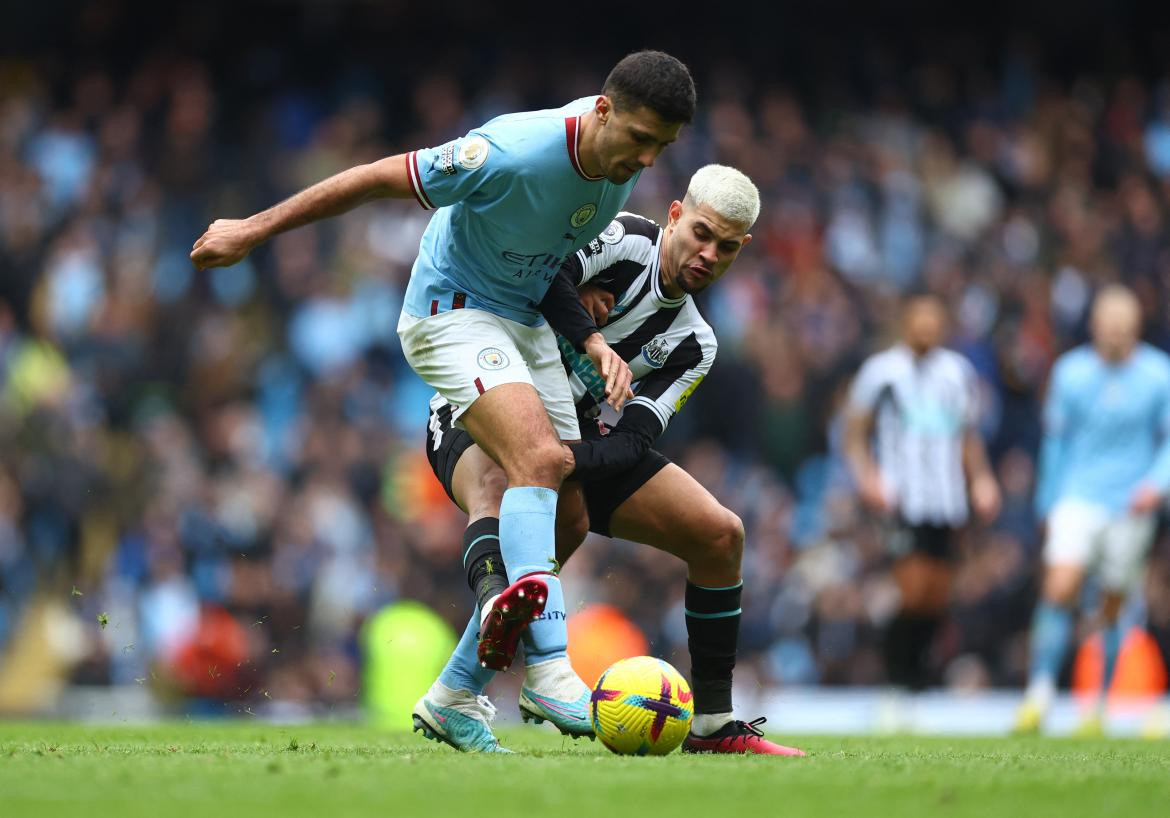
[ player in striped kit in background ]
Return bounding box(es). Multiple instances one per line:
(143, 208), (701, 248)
(844, 293), (1002, 699)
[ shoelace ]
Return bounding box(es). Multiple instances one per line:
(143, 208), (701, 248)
(738, 716), (767, 737)
(711, 716), (767, 742)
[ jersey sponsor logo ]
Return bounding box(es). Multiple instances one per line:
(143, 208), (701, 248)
(570, 203), (598, 229)
(458, 136), (490, 170)
(586, 238), (603, 256)
(500, 249), (561, 281)
(477, 347), (510, 370)
(598, 219), (625, 245)
(641, 335), (671, 369)
(439, 143), (457, 175)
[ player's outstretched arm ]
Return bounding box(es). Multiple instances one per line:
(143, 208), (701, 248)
(190, 154), (413, 270)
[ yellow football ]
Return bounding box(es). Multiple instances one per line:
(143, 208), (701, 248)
(590, 656), (694, 755)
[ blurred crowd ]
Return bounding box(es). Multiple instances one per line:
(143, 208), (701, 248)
(3, 3), (1170, 715)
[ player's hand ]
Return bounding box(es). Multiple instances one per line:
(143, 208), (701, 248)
(190, 218), (261, 270)
(970, 472), (1002, 522)
(1129, 482), (1162, 515)
(582, 332), (634, 411)
(579, 286), (615, 325)
(858, 468), (894, 513)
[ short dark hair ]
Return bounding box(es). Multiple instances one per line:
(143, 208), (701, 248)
(602, 50), (696, 125)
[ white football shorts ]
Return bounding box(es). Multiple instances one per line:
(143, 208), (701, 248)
(1044, 499), (1155, 591)
(397, 308), (579, 441)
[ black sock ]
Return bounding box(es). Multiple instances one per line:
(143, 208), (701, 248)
(685, 580), (742, 716)
(464, 517), (507, 612)
(882, 612), (940, 691)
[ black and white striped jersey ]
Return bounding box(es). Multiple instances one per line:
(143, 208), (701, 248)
(847, 344), (980, 526)
(552, 212), (718, 434)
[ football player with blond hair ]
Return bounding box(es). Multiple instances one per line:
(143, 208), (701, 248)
(416, 165), (804, 756)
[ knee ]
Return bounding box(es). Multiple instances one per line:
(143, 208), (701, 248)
(508, 439), (565, 488)
(896, 557), (951, 615)
(707, 509), (745, 572)
(1100, 593), (1124, 623)
(1042, 573), (1079, 608)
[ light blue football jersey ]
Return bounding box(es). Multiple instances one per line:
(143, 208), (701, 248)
(1035, 342), (1170, 515)
(402, 97), (641, 326)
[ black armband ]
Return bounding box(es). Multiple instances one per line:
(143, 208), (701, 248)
(568, 403), (662, 480)
(539, 266), (597, 352)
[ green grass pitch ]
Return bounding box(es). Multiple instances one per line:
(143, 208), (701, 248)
(1, 722), (1168, 818)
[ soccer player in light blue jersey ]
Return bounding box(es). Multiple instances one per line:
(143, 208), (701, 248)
(191, 51), (696, 743)
(1016, 285), (1170, 735)
(418, 167), (804, 755)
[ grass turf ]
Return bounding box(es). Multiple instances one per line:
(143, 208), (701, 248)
(1, 722), (1168, 818)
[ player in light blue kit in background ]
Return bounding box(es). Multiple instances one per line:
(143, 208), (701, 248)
(1016, 285), (1170, 735)
(190, 51), (696, 751)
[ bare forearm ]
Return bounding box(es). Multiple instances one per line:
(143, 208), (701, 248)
(192, 155), (412, 269)
(843, 412), (876, 480)
(248, 156), (408, 242)
(962, 431), (993, 483)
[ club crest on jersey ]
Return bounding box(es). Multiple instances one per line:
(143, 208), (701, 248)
(477, 347), (510, 370)
(458, 136), (490, 170)
(599, 220), (625, 244)
(570, 203), (598, 229)
(641, 335), (671, 369)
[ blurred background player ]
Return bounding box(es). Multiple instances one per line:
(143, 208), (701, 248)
(844, 293), (1002, 694)
(191, 50), (696, 737)
(417, 166), (801, 755)
(1016, 285), (1170, 735)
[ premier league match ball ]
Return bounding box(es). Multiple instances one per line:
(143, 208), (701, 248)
(590, 656), (694, 755)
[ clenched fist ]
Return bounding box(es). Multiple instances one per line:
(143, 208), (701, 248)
(190, 219), (261, 270)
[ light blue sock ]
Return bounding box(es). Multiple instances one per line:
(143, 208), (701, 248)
(1101, 623), (1123, 698)
(523, 577), (567, 665)
(1029, 601), (1074, 686)
(499, 486), (558, 578)
(499, 486), (566, 663)
(437, 612), (497, 695)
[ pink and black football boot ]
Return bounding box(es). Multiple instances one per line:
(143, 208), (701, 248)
(476, 576), (548, 671)
(682, 716), (806, 756)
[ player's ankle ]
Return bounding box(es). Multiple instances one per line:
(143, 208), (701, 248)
(524, 655), (576, 688)
(428, 679), (473, 704)
(692, 712), (734, 737)
(1024, 676), (1056, 711)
